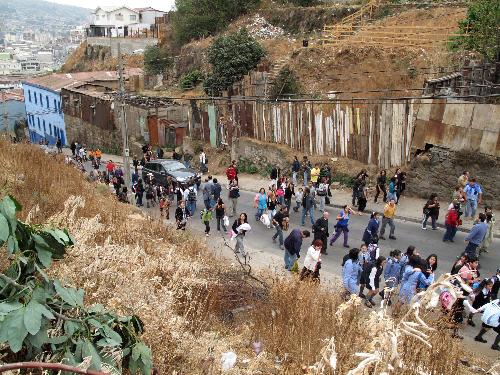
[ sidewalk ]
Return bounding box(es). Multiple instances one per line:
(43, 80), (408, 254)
(63, 148), (497, 237)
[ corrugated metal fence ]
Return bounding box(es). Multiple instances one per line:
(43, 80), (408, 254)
(190, 99), (416, 168)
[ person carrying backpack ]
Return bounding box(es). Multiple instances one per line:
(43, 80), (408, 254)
(201, 207), (213, 236)
(185, 184), (197, 217)
(317, 178), (328, 212)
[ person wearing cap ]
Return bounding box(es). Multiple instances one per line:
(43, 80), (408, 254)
(443, 203), (460, 242)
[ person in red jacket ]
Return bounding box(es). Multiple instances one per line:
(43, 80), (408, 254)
(443, 203), (461, 242)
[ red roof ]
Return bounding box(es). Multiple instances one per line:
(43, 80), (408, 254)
(23, 69), (143, 92)
(0, 89), (24, 102)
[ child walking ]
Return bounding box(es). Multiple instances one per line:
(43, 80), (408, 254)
(201, 207), (213, 237)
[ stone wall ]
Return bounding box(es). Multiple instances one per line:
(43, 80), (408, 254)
(406, 146), (500, 209)
(65, 114), (122, 154)
(86, 37), (159, 57)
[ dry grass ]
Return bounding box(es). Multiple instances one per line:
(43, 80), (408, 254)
(0, 141), (495, 374)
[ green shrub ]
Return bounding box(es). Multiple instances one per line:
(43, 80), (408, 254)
(269, 66), (301, 99)
(180, 70), (204, 90)
(144, 46), (172, 75)
(172, 0), (260, 46)
(204, 28), (265, 96)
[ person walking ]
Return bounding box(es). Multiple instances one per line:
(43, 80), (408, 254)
(254, 188), (268, 221)
(357, 179), (368, 212)
(329, 205), (356, 248)
(284, 181), (295, 212)
(374, 170), (387, 203)
(464, 213), (488, 258)
(398, 257), (431, 305)
(300, 187), (315, 226)
(226, 162), (237, 184)
(232, 213), (249, 256)
(395, 168), (406, 201)
(175, 200), (188, 230)
(202, 176), (214, 210)
(363, 256), (387, 308)
(212, 178), (222, 201)
(316, 178), (328, 212)
(310, 164), (321, 187)
(201, 207), (213, 237)
(215, 198), (227, 232)
(467, 279), (494, 327)
(458, 171), (469, 189)
(185, 184), (197, 217)
(470, 298), (500, 351)
(463, 178), (482, 219)
(383, 249), (402, 304)
(272, 206), (288, 250)
(301, 156), (311, 186)
(313, 211), (329, 255)
(387, 177), (397, 203)
(56, 137), (62, 153)
(479, 207), (495, 254)
(443, 203), (460, 242)
(269, 166), (280, 190)
(351, 174), (363, 206)
(283, 228), (310, 270)
(379, 199), (397, 240)
(228, 179), (240, 217)
(362, 212), (380, 245)
(291, 156), (300, 186)
(422, 193), (440, 230)
(135, 178), (144, 207)
(300, 240), (323, 282)
(294, 187), (304, 213)
(343, 247), (362, 296)
(199, 149), (207, 174)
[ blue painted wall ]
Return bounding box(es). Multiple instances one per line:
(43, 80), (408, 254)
(22, 83), (66, 145)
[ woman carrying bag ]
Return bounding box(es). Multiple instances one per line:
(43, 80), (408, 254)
(300, 239), (323, 282)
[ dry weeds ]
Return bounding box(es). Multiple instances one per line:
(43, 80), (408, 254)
(0, 141), (495, 374)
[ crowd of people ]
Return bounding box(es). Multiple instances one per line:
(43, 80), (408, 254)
(66, 144), (498, 350)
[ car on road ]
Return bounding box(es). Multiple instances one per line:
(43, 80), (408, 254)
(141, 159), (200, 187)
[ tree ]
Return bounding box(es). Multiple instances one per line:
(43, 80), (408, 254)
(0, 195), (152, 374)
(269, 66), (301, 99)
(204, 28), (265, 95)
(172, 0), (260, 46)
(143, 46), (172, 75)
(452, 0), (500, 62)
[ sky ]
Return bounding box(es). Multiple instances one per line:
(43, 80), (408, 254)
(47, 0), (176, 11)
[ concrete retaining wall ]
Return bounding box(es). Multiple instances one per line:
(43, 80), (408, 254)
(86, 37), (159, 57)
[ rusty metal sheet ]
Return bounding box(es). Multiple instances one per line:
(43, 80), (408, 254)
(424, 120), (446, 145)
(429, 99), (446, 122)
(479, 130), (498, 156)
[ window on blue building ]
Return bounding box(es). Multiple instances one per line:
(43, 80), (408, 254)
(54, 99), (57, 110)
(34, 93), (37, 105)
(46, 95), (49, 109)
(37, 118), (40, 130)
(60, 130), (65, 144)
(43, 120), (46, 133)
(49, 124), (52, 136)
(28, 90), (32, 102)
(39, 93), (42, 106)
(57, 101), (61, 114)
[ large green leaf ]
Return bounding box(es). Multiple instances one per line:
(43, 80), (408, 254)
(54, 280), (84, 307)
(24, 300), (44, 335)
(0, 308), (29, 353)
(1, 196), (18, 219)
(36, 248), (52, 268)
(27, 326), (49, 348)
(7, 236), (18, 254)
(64, 320), (82, 336)
(82, 339), (102, 371)
(0, 213), (9, 243)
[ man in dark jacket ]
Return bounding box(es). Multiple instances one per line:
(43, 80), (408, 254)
(284, 229), (310, 270)
(272, 206), (289, 249)
(313, 211), (329, 255)
(291, 156), (300, 185)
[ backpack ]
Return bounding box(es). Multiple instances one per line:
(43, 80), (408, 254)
(317, 184), (327, 196)
(188, 188), (197, 202)
(226, 167), (236, 181)
(229, 187), (240, 198)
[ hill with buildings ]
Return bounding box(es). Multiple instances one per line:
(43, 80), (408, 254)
(0, 0), (90, 40)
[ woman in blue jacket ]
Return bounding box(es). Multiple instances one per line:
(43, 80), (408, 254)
(362, 211), (380, 245)
(384, 249), (402, 288)
(343, 248), (362, 296)
(399, 257), (432, 305)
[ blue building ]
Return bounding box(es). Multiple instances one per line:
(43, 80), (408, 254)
(23, 77), (66, 145)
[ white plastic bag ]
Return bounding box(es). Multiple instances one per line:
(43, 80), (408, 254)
(260, 213), (270, 227)
(221, 351), (237, 370)
(223, 215), (229, 227)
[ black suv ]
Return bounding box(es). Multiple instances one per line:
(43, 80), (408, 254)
(142, 159), (200, 187)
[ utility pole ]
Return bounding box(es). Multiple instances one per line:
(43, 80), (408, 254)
(117, 42), (131, 191)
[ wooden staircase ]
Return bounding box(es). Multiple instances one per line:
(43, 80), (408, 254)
(321, 0), (384, 45)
